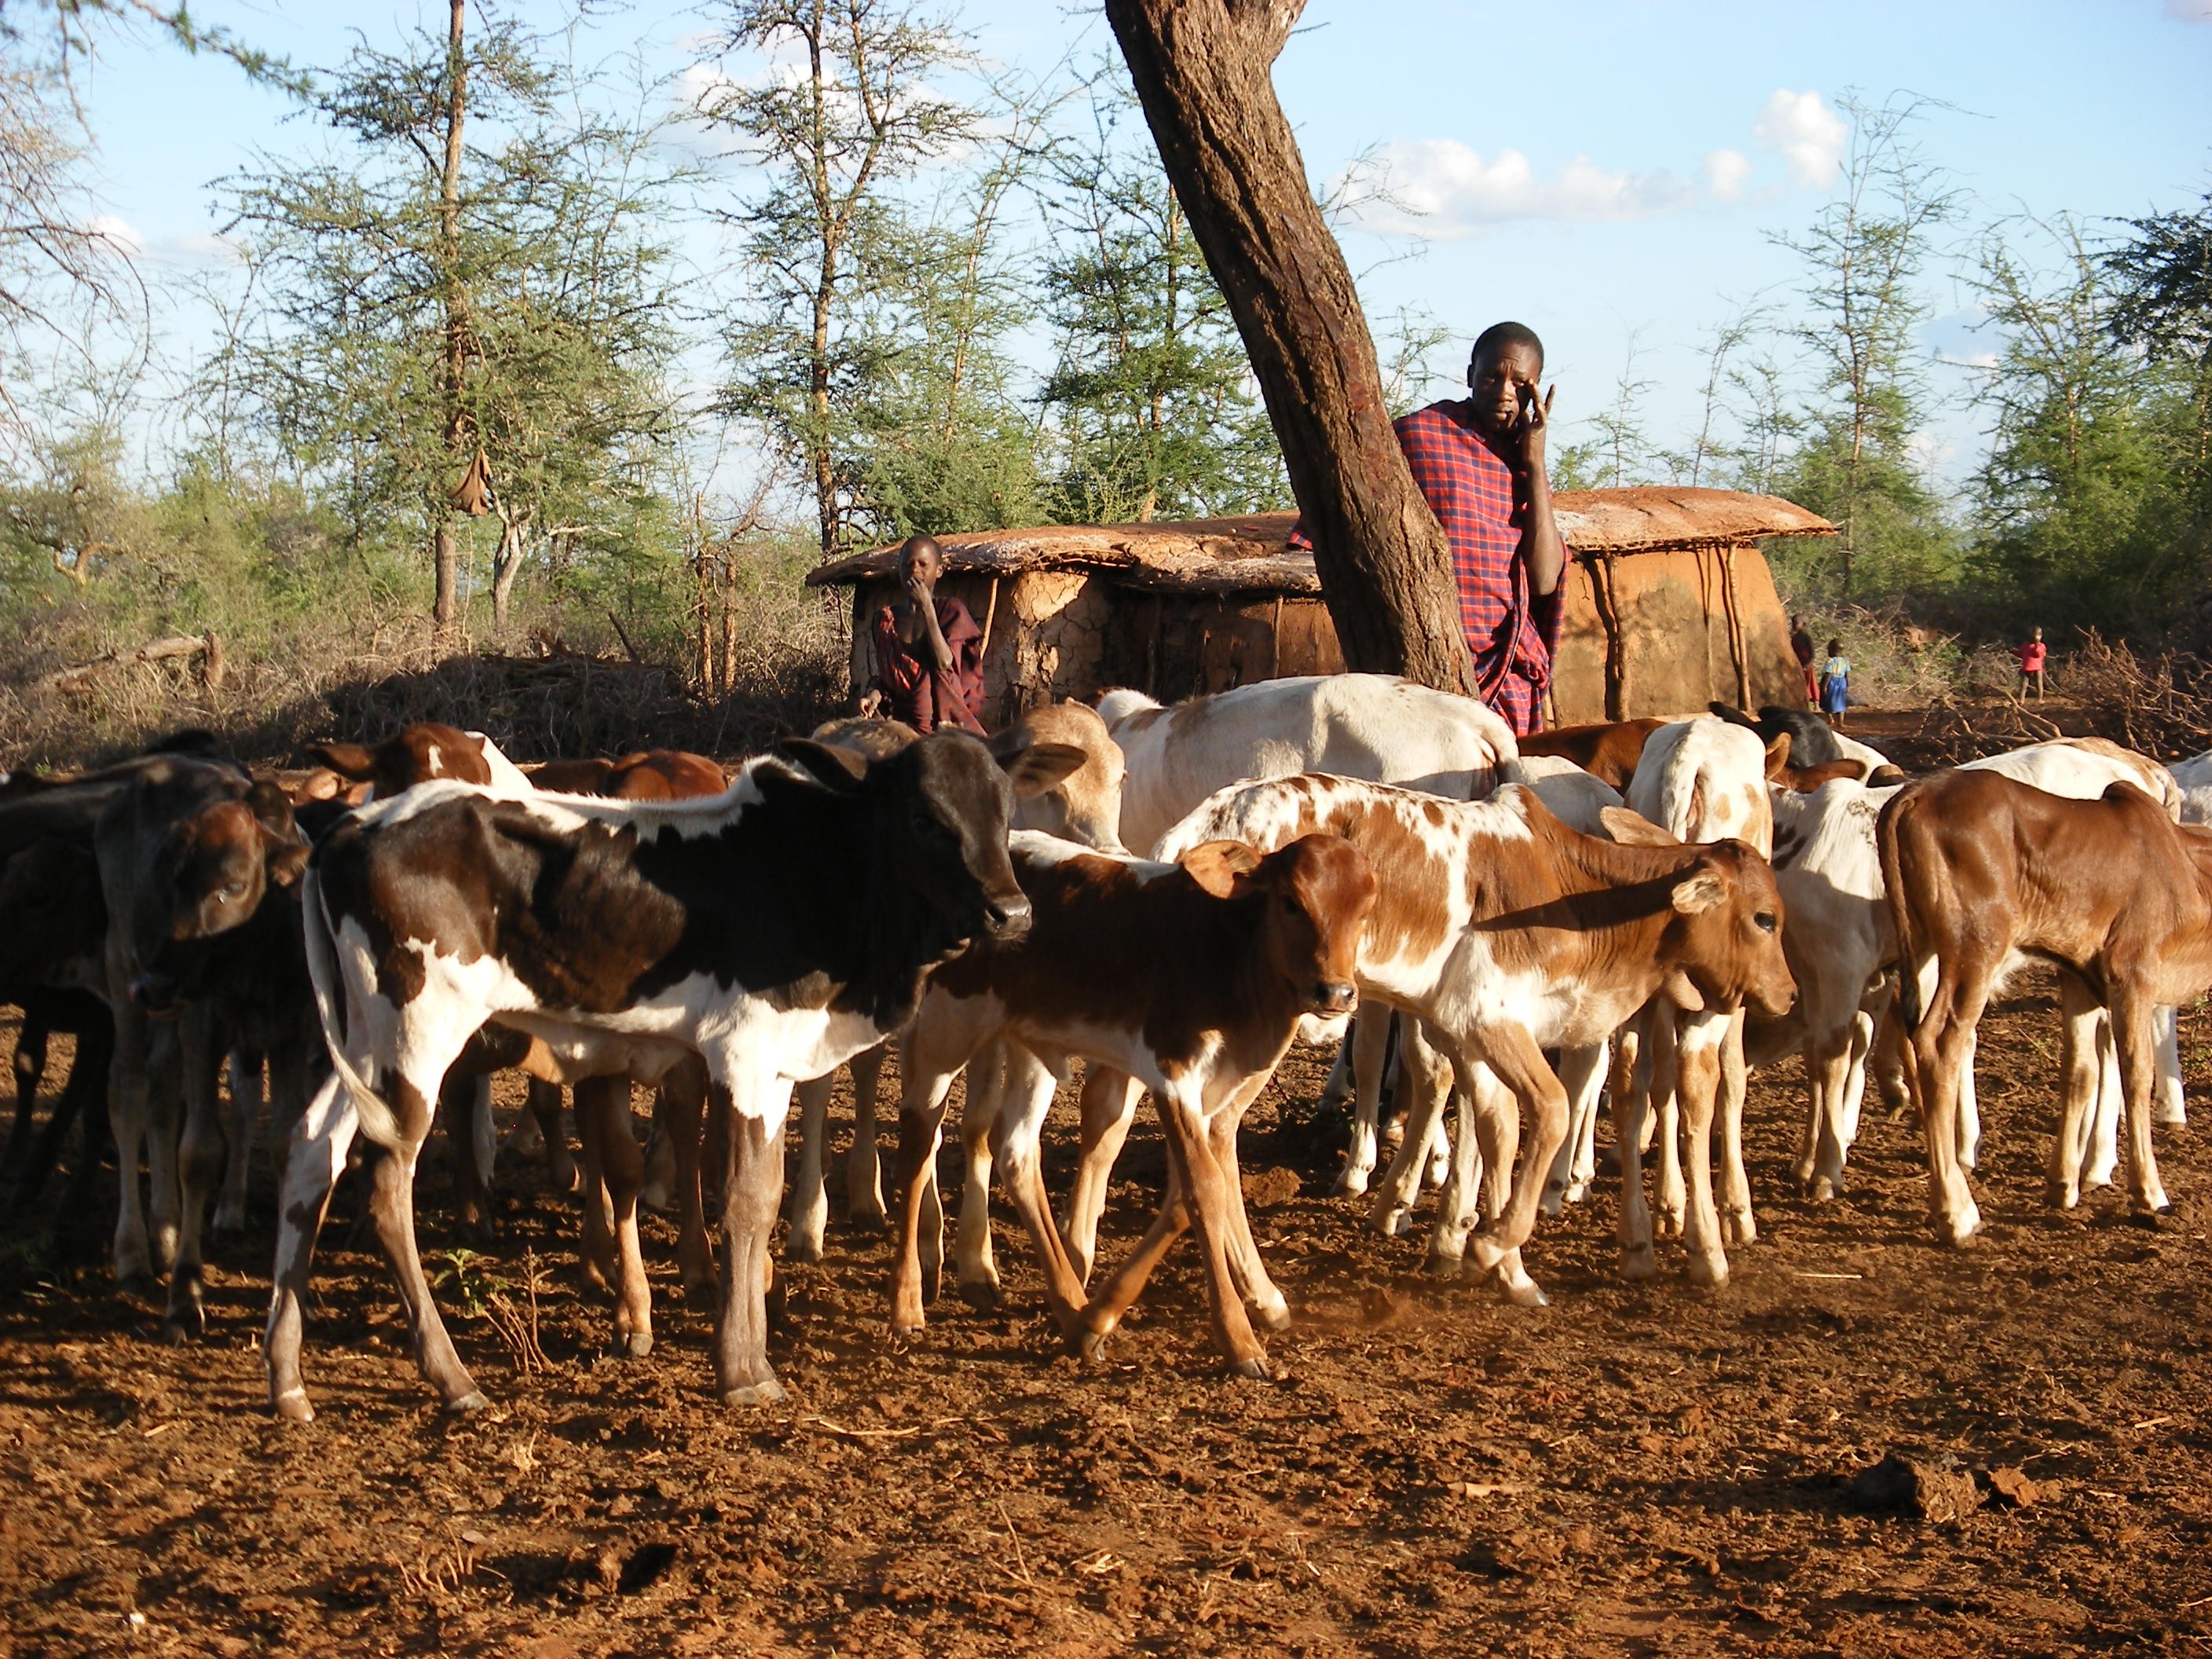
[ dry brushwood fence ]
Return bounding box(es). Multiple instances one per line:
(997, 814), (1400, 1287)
(0, 613), (848, 774)
(1900, 630), (2212, 770)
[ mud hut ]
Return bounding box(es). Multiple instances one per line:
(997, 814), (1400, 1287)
(805, 487), (1833, 727)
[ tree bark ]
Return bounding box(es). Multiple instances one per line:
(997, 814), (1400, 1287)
(1104, 0), (1474, 694)
(432, 0), (471, 649)
(491, 517), (526, 639)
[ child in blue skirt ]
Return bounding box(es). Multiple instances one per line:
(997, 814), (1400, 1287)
(1819, 639), (1851, 728)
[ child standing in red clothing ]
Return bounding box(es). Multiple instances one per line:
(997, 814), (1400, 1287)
(2016, 627), (2047, 700)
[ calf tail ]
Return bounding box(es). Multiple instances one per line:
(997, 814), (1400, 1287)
(300, 865), (404, 1149)
(1875, 789), (1922, 1037)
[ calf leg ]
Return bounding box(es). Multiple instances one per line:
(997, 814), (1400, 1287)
(163, 1005), (229, 1340)
(1717, 1009), (1756, 1247)
(2155, 1005), (2187, 1128)
(954, 1040), (1006, 1306)
(27, 1016), (110, 1214)
(364, 1091), (489, 1412)
(1540, 1039), (1607, 1216)
(265, 1073), (357, 1423)
(1800, 1022), (1857, 1200)
(846, 1042), (888, 1228)
(576, 1077), (653, 1357)
(1613, 1012), (1668, 1280)
(1335, 1010), (1393, 1196)
(1456, 1027), (1569, 1292)
(2112, 990), (2173, 1220)
(1060, 1067), (1141, 1284)
(1910, 957), (1987, 1245)
(660, 1066), (713, 1297)
(1649, 1007), (1686, 1239)
(3, 1008), (50, 1181)
(1205, 1080), (1291, 1331)
(2082, 1009), (2122, 1193)
(1368, 1016), (1452, 1237)
(711, 1085), (789, 1408)
(2049, 975), (2104, 1210)
(985, 1046), (1089, 1337)
(1151, 1091), (1269, 1375)
(1426, 1078), (1484, 1274)
(784, 1071), (836, 1264)
(1675, 1009), (1734, 1287)
(106, 989), (155, 1289)
(526, 1080), (579, 1196)
(214, 1048), (262, 1236)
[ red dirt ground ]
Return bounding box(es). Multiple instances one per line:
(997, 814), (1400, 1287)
(4, 969), (2212, 1657)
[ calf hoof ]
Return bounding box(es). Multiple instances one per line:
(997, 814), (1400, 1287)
(212, 1203), (248, 1236)
(1933, 1210), (1981, 1247)
(1686, 1254), (1730, 1289)
(1654, 1211), (1684, 1240)
(783, 1231), (825, 1266)
(1229, 1353), (1272, 1381)
(2045, 1180), (2080, 1210)
(1809, 1176), (1839, 1202)
(719, 1377), (788, 1409)
(956, 1279), (1002, 1313)
(1621, 1245), (1658, 1283)
(621, 1331), (654, 1360)
(1254, 1297), (1292, 1332)
(1372, 1206), (1412, 1240)
(114, 1266), (157, 1300)
(445, 1390), (492, 1415)
(847, 1204), (888, 1232)
(1333, 1167), (1372, 1198)
(2128, 1205), (2172, 1232)
(1075, 1328), (1111, 1366)
(270, 1388), (315, 1425)
(1498, 1277), (1549, 1309)
(1723, 1210), (1756, 1247)
(1426, 1252), (1467, 1281)
(2156, 1104), (2188, 1129)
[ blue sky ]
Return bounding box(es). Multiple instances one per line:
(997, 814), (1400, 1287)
(64, 0), (2212, 492)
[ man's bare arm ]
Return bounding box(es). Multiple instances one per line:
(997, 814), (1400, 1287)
(1517, 383), (1565, 597)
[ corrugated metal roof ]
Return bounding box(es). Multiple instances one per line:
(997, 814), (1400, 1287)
(805, 487), (1833, 594)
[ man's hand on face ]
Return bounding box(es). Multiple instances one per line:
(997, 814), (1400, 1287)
(902, 568), (935, 606)
(1513, 380), (1557, 475)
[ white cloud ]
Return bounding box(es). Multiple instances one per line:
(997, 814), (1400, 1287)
(2167, 0), (2212, 20)
(1350, 139), (1694, 237)
(1702, 147), (1753, 203)
(1753, 89), (1848, 189)
(86, 214), (242, 269)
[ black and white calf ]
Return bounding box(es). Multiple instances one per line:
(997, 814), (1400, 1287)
(266, 730), (1031, 1420)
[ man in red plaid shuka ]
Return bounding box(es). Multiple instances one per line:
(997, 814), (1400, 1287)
(1295, 321), (1566, 735)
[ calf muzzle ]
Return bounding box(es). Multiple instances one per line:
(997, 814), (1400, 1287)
(128, 975), (184, 1020)
(983, 894), (1033, 940)
(1309, 980), (1358, 1016)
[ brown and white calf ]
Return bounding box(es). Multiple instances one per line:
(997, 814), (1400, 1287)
(305, 722), (537, 801)
(887, 829), (1375, 1375)
(1881, 769), (2212, 1242)
(1620, 716), (1790, 1278)
(269, 730), (1031, 1418)
(782, 710), (1095, 1263)
(1517, 717), (1671, 791)
(1152, 775), (1796, 1298)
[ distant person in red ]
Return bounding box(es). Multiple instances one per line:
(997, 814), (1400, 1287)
(2016, 627), (2047, 700)
(1789, 613), (1817, 709)
(859, 534), (986, 734)
(1291, 320), (1566, 735)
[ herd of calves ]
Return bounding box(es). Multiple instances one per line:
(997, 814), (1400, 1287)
(5, 672), (2212, 1418)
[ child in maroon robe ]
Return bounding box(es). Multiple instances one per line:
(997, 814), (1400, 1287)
(860, 534), (987, 734)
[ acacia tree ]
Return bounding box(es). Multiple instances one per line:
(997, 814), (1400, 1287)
(1101, 0), (1474, 693)
(1771, 94), (1958, 599)
(694, 0), (977, 557)
(1037, 76), (1285, 524)
(220, 6), (680, 641)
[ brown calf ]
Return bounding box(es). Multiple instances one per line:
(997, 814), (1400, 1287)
(1881, 770), (2212, 1243)
(889, 831), (1375, 1375)
(1518, 717), (1670, 790)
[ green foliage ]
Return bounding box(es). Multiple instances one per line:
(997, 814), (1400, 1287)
(1035, 81), (1287, 524)
(211, 14), (684, 632)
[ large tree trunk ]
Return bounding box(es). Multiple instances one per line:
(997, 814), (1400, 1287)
(433, 522), (461, 644)
(1104, 0), (1474, 694)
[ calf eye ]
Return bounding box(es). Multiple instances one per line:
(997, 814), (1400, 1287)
(1753, 911), (1778, 933)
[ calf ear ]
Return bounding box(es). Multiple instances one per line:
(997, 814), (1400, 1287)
(1763, 733), (1793, 779)
(247, 778), (299, 839)
(1669, 862), (1728, 915)
(266, 837), (310, 887)
(1599, 806), (1679, 847)
(1178, 839), (1264, 899)
(1660, 968), (1708, 1013)
(305, 740), (375, 781)
(775, 738), (870, 792)
(998, 740), (1088, 800)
